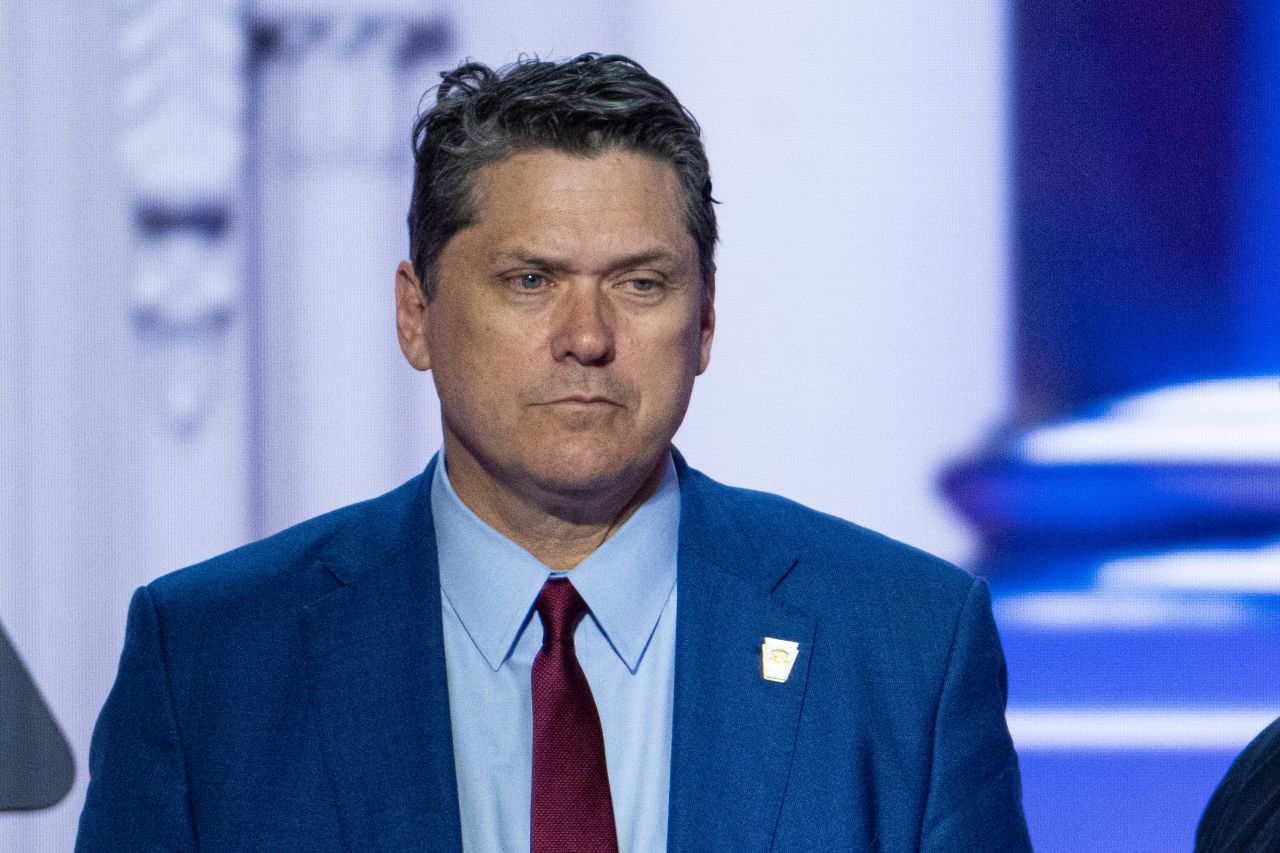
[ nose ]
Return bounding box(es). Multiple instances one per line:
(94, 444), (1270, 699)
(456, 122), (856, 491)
(550, 285), (615, 366)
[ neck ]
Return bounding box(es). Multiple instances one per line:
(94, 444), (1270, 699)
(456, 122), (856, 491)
(441, 443), (669, 571)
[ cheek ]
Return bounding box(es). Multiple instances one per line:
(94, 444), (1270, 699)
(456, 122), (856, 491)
(434, 303), (527, 370)
(457, 336), (551, 421)
(631, 324), (703, 402)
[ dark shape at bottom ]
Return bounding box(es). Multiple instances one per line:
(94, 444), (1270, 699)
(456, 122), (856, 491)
(1196, 714), (1280, 853)
(0, 619), (75, 811)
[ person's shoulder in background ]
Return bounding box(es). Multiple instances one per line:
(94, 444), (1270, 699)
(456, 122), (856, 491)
(1196, 715), (1280, 853)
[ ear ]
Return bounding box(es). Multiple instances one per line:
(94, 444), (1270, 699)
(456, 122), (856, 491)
(696, 264), (716, 376)
(395, 260), (432, 371)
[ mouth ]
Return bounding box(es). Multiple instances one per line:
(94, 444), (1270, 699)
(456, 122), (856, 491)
(547, 396), (619, 406)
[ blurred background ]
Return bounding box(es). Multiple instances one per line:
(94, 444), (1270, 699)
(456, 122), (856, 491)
(2, 0), (1277, 850)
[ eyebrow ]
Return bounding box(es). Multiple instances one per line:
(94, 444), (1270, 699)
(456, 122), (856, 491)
(491, 249), (679, 274)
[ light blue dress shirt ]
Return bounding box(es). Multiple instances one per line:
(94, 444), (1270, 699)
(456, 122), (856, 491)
(431, 450), (679, 853)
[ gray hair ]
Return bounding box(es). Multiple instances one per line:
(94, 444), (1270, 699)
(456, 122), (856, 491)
(407, 53), (717, 299)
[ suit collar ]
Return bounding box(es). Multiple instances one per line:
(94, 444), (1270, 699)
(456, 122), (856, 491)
(300, 458), (464, 853)
(667, 451), (816, 853)
(430, 451), (552, 672)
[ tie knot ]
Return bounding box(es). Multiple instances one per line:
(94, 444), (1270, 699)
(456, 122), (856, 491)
(535, 578), (588, 649)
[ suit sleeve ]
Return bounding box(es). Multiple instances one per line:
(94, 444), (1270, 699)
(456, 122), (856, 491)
(76, 586), (198, 852)
(920, 578), (1034, 853)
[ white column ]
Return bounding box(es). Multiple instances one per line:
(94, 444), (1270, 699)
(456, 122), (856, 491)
(252, 10), (453, 535)
(0, 0), (250, 848)
(117, 0), (252, 576)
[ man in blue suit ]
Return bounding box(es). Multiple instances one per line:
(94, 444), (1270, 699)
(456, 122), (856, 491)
(78, 54), (1032, 852)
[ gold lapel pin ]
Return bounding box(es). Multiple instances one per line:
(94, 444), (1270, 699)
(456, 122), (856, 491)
(761, 637), (799, 683)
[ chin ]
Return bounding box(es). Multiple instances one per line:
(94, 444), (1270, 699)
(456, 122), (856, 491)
(527, 444), (657, 496)
(530, 460), (629, 495)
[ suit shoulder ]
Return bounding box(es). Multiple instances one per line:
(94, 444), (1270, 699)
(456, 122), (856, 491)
(681, 463), (975, 602)
(683, 465), (983, 689)
(146, 473), (426, 615)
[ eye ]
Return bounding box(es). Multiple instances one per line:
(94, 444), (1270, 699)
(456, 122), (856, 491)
(626, 278), (663, 294)
(517, 273), (546, 290)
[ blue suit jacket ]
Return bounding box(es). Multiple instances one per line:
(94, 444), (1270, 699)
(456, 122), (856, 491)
(77, 454), (1032, 852)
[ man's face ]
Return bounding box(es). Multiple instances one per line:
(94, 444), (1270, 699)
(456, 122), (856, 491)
(397, 147), (714, 510)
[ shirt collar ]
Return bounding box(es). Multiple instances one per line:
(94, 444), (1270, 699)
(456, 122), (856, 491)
(432, 448), (679, 674)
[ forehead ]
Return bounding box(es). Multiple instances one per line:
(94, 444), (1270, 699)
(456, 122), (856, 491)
(472, 147), (682, 207)
(462, 148), (692, 261)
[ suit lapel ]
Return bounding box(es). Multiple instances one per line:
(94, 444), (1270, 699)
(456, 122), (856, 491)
(300, 465), (463, 853)
(667, 459), (816, 853)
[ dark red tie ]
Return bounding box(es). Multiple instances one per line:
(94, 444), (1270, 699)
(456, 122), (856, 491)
(531, 578), (619, 853)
